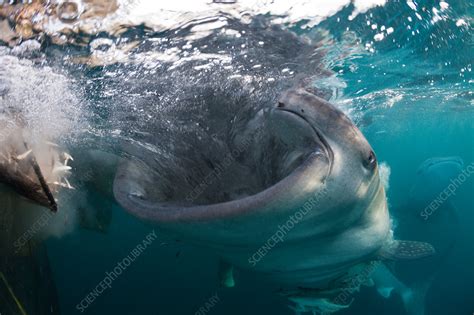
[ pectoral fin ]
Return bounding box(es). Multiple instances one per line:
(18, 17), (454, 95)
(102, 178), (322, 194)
(377, 287), (394, 298)
(218, 259), (235, 288)
(379, 240), (435, 260)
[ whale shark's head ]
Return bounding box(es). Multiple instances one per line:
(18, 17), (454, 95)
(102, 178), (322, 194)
(259, 88), (387, 246)
(411, 156), (464, 204)
(115, 87), (387, 244)
(114, 86), (391, 289)
(273, 88), (380, 199)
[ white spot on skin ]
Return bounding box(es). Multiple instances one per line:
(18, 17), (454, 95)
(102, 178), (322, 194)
(374, 33), (384, 41)
(456, 19), (467, 27)
(407, 1), (417, 11)
(439, 1), (449, 11)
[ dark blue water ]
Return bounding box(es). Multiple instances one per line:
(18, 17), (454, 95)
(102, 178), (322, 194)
(1, 0), (473, 314)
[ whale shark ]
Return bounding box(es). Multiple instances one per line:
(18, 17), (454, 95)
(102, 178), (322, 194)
(372, 156), (466, 315)
(113, 88), (435, 313)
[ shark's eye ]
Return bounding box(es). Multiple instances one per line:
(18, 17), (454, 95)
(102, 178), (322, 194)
(364, 150), (377, 170)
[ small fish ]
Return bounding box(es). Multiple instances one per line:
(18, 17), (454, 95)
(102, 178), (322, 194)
(63, 177), (74, 189)
(63, 152), (74, 166)
(45, 141), (60, 147)
(53, 165), (72, 174)
(16, 149), (32, 160)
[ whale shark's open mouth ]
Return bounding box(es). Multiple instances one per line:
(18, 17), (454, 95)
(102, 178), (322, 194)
(272, 106), (332, 168)
(115, 89), (331, 210)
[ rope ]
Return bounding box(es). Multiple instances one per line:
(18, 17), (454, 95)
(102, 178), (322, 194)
(0, 271), (28, 315)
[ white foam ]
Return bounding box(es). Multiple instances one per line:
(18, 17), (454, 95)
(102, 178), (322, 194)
(0, 55), (83, 144)
(0, 54), (84, 239)
(43, 0), (387, 35)
(379, 162), (391, 191)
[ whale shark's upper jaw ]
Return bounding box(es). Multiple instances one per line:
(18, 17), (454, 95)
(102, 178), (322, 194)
(271, 106), (333, 172)
(418, 156), (464, 174)
(113, 92), (334, 221)
(115, 141), (331, 224)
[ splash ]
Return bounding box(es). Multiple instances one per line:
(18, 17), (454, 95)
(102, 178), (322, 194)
(0, 55), (84, 142)
(0, 0), (387, 46)
(379, 162), (391, 191)
(0, 53), (84, 238)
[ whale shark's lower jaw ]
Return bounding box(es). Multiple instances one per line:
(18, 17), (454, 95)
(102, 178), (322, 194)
(215, 184), (390, 289)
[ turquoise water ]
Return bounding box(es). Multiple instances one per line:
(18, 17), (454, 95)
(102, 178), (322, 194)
(1, 0), (473, 314)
